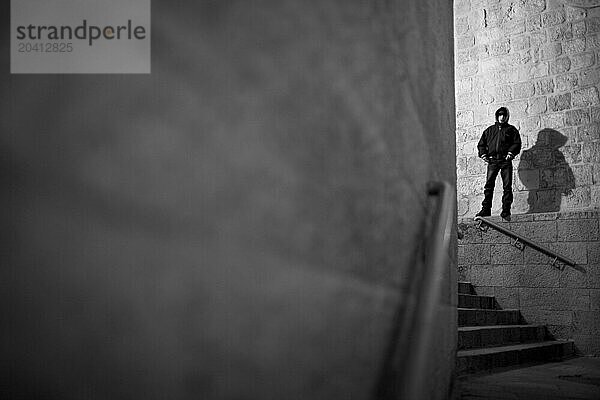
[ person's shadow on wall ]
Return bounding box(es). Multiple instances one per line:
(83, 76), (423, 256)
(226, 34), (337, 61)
(517, 129), (575, 213)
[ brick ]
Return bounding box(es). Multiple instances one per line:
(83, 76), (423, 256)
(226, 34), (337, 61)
(519, 309), (572, 326)
(555, 73), (578, 91)
(505, 19), (526, 36)
(455, 0), (471, 15)
(491, 244), (524, 265)
(478, 91), (495, 105)
(493, 85), (513, 101)
(525, 0), (546, 14)
(574, 87), (600, 107)
(457, 62), (478, 78)
(566, 108), (590, 125)
(458, 197), (469, 217)
(512, 191), (530, 214)
(526, 97), (546, 115)
(541, 112), (565, 128)
(583, 142), (600, 162)
(457, 264), (470, 281)
(588, 33), (600, 50)
(511, 35), (530, 51)
(563, 38), (586, 54)
(559, 210), (600, 220)
(489, 39), (510, 56)
(458, 222), (483, 244)
(493, 287), (519, 309)
(592, 290), (600, 311)
(547, 325), (572, 339)
(456, 16), (470, 35)
(480, 227), (512, 244)
(527, 14), (542, 31)
(528, 62), (549, 78)
(550, 56), (571, 74)
(580, 69), (600, 86)
(456, 77), (473, 94)
(534, 78), (555, 95)
(548, 93), (571, 111)
(578, 124), (600, 142)
(508, 263), (586, 288)
(515, 169), (539, 191)
(570, 52), (595, 70)
(505, 99), (528, 119)
(588, 241), (600, 264)
(459, 244), (491, 265)
(466, 156), (486, 176)
(467, 264), (506, 286)
(571, 335), (600, 356)
(456, 92), (475, 109)
(538, 42), (562, 61)
(565, 5), (587, 22)
(542, 9), (566, 27)
(511, 220), (558, 242)
(592, 107), (600, 122)
(563, 144), (583, 164)
(456, 49), (473, 65)
(540, 167), (574, 190)
(530, 30), (547, 46)
(457, 35), (475, 50)
(557, 218), (599, 242)
(548, 23), (573, 42)
(553, 242), (589, 264)
(572, 164), (594, 186)
(573, 311), (600, 334)
(507, 81), (531, 99)
(457, 110), (474, 128)
(588, 17), (600, 34)
(573, 20), (587, 37)
(519, 288), (589, 310)
(563, 186), (592, 210)
(519, 116), (541, 133)
(532, 212), (559, 221)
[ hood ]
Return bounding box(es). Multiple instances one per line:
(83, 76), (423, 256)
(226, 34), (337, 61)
(495, 107), (510, 124)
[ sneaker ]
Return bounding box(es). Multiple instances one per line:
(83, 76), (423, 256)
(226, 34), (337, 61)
(500, 211), (511, 221)
(475, 209), (491, 218)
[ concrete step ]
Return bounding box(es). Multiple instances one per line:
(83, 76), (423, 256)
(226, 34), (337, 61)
(458, 325), (547, 350)
(457, 340), (575, 375)
(458, 294), (497, 309)
(458, 281), (475, 295)
(458, 308), (522, 327)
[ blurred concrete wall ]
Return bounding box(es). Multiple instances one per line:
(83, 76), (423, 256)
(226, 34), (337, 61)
(455, 0), (600, 216)
(1, 1), (456, 399)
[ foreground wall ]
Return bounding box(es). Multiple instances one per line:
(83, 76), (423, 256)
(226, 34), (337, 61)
(1, 1), (456, 399)
(455, 0), (600, 216)
(459, 211), (600, 356)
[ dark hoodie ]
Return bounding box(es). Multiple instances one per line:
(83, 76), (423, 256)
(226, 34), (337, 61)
(477, 107), (522, 159)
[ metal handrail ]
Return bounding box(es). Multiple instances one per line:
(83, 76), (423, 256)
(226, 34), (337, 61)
(400, 181), (455, 400)
(374, 181), (455, 400)
(474, 216), (585, 273)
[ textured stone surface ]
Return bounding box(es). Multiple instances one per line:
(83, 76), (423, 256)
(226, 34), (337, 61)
(459, 211), (600, 355)
(2, 2), (458, 400)
(455, 0), (600, 215)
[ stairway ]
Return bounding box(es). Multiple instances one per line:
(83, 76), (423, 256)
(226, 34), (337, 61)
(457, 281), (575, 375)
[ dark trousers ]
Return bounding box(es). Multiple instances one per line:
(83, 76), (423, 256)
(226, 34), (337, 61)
(482, 160), (513, 212)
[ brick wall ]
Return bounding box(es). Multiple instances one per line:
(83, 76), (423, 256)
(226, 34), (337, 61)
(459, 211), (600, 355)
(455, 0), (600, 217)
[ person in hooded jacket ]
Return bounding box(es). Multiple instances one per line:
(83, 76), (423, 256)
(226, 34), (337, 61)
(476, 106), (522, 221)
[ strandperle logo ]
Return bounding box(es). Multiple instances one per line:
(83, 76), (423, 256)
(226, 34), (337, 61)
(11, 0), (150, 74)
(15, 20), (147, 46)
